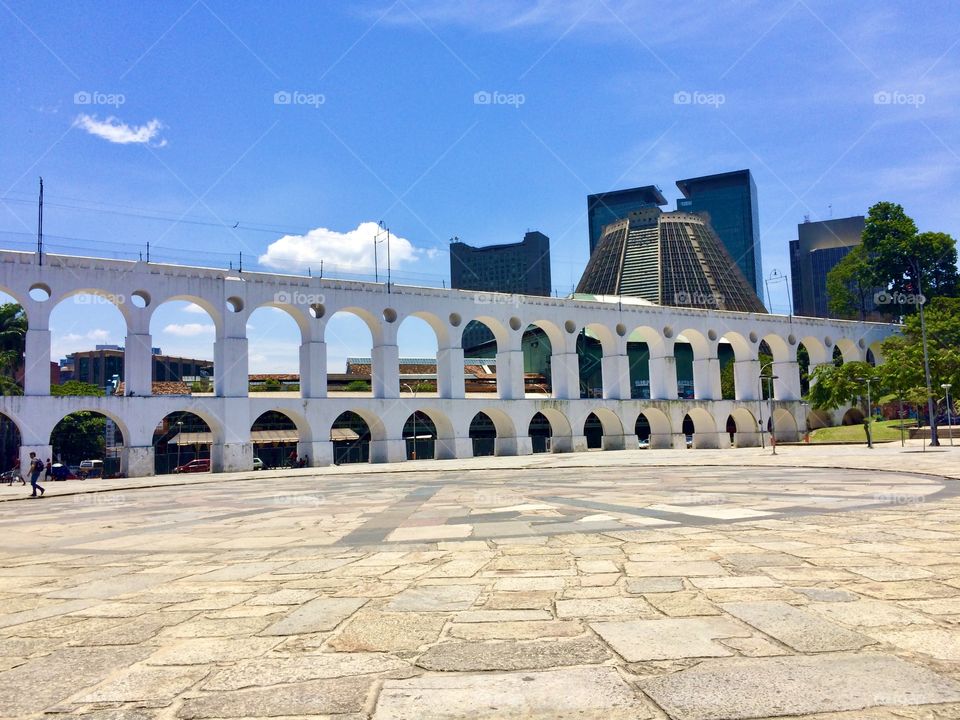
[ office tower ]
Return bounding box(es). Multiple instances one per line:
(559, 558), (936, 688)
(587, 185), (666, 255)
(790, 215), (867, 318)
(676, 169), (762, 293)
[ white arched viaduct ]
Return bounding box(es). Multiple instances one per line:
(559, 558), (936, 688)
(0, 251), (897, 476)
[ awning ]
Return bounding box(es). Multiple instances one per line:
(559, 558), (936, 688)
(330, 428), (360, 442)
(167, 430), (299, 445)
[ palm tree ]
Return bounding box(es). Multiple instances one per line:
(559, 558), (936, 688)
(0, 303), (27, 395)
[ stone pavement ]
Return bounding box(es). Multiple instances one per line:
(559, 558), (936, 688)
(2, 444), (960, 719)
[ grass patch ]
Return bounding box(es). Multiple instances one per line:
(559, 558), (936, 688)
(808, 418), (914, 444)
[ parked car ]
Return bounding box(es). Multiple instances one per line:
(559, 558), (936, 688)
(174, 459), (210, 473)
(253, 457), (265, 471)
(50, 463), (77, 481)
(637, 438), (650, 449)
(685, 435), (694, 449)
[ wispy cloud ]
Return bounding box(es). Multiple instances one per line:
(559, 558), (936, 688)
(73, 114), (167, 146)
(162, 322), (214, 337)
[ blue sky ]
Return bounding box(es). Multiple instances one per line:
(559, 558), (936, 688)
(2, 1), (958, 372)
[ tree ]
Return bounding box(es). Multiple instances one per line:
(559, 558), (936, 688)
(826, 245), (876, 320)
(0, 303), (27, 395)
(807, 361), (883, 411)
(51, 380), (105, 397)
(861, 202), (958, 301)
(48, 381), (108, 463)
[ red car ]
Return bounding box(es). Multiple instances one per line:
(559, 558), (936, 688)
(173, 459), (210, 474)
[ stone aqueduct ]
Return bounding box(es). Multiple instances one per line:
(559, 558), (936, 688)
(0, 251), (896, 476)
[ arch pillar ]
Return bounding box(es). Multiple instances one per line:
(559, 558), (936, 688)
(124, 333), (153, 396)
(297, 439), (333, 467)
(436, 436), (473, 460)
(551, 352), (580, 399)
(214, 337), (249, 397)
(648, 352), (678, 400)
(370, 439), (406, 463)
(437, 345), (465, 399)
(495, 435), (532, 456)
(772, 361), (801, 401)
(122, 445), (155, 477)
(299, 341), (327, 398)
(692, 355), (722, 400)
(734, 360), (761, 401)
(601, 354), (631, 400)
(495, 350), (525, 399)
(24, 328), (51, 396)
(372, 343), (400, 399)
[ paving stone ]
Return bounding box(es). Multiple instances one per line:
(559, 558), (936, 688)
(494, 577), (565, 591)
(555, 596), (658, 619)
(373, 666), (653, 719)
(448, 619), (584, 640)
(590, 617), (751, 661)
(46, 573), (185, 600)
(625, 577), (685, 594)
(327, 611), (447, 651)
(809, 599), (934, 627)
(160, 615), (273, 637)
(0, 598), (97, 630)
(722, 601), (875, 652)
(718, 636), (790, 657)
(177, 676), (374, 718)
(0, 645), (149, 716)
(644, 591), (721, 616)
(453, 609), (552, 622)
(625, 560), (727, 577)
(203, 652), (410, 690)
(146, 637), (279, 664)
(641, 653), (960, 720)
(724, 552), (805, 570)
(848, 564), (935, 581)
(793, 586), (859, 602)
(484, 590), (554, 609)
(417, 636), (609, 671)
(873, 627), (960, 660)
(854, 580), (959, 599)
(385, 584), (481, 611)
(901, 598), (960, 614)
(76, 664), (208, 703)
(260, 596), (367, 635)
(689, 576), (780, 589)
(246, 588), (317, 605)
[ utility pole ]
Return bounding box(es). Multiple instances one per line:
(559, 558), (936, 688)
(913, 265), (939, 447)
(37, 177), (43, 266)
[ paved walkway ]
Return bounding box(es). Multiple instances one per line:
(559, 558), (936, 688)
(2, 444), (960, 719)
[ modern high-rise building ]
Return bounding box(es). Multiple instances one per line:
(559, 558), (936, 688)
(789, 215), (867, 318)
(576, 207), (767, 314)
(587, 185), (666, 255)
(449, 231), (551, 296)
(450, 231), (552, 353)
(676, 169), (763, 293)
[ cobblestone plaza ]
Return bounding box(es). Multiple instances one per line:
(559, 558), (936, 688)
(3, 445), (960, 719)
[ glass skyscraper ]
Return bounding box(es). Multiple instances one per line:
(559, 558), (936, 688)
(789, 215), (870, 319)
(675, 169), (763, 293)
(587, 185), (666, 255)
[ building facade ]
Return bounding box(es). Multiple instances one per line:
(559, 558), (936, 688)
(789, 215), (867, 318)
(587, 186), (667, 255)
(66, 347), (213, 388)
(676, 169), (763, 293)
(576, 207), (767, 314)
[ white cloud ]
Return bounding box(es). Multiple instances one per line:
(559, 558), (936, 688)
(162, 323), (214, 337)
(182, 303), (208, 314)
(51, 328), (117, 361)
(258, 221), (425, 274)
(73, 114), (167, 146)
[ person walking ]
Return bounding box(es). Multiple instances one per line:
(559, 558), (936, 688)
(44, 458), (52, 481)
(12, 457), (25, 486)
(28, 452), (45, 498)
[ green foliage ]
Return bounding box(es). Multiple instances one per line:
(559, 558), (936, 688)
(51, 412), (106, 463)
(51, 380), (105, 397)
(344, 379), (371, 392)
(807, 361), (882, 411)
(0, 303), (26, 395)
(826, 245), (876, 320)
(860, 202), (958, 299)
(191, 379), (211, 393)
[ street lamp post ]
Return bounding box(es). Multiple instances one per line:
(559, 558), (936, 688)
(175, 420), (183, 471)
(402, 382), (417, 459)
(759, 362), (778, 455)
(909, 261), (939, 446)
(943, 383), (954, 447)
(855, 377), (874, 449)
